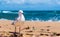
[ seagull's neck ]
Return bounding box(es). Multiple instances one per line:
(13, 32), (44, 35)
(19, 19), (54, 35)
(19, 14), (23, 17)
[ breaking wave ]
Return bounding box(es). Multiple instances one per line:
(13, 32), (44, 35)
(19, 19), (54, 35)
(0, 18), (60, 22)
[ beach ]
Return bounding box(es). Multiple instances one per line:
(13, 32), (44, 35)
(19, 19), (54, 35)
(0, 20), (60, 37)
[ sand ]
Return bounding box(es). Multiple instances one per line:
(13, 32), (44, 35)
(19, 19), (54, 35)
(0, 20), (60, 37)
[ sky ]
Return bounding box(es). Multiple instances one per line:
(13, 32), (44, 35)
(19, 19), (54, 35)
(0, 0), (60, 10)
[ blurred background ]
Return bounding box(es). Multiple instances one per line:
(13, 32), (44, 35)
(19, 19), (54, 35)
(0, 0), (60, 21)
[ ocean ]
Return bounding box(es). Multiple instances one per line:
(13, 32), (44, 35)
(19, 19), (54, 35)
(0, 11), (60, 21)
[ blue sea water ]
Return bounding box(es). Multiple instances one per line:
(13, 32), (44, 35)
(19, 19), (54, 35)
(0, 11), (60, 21)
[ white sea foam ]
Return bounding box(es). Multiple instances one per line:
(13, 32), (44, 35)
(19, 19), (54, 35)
(30, 17), (60, 22)
(0, 18), (8, 20)
(0, 18), (60, 22)
(2, 11), (17, 14)
(35, 18), (40, 21)
(3, 11), (10, 13)
(0, 18), (13, 21)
